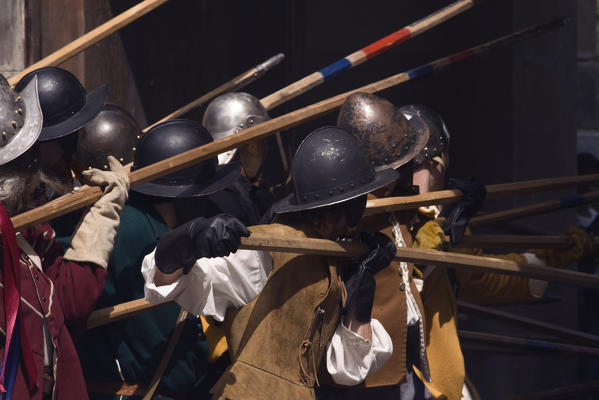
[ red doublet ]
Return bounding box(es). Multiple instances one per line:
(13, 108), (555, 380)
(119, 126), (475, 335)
(0, 223), (106, 400)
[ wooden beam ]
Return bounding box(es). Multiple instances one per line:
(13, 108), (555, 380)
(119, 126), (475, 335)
(8, 0), (168, 86)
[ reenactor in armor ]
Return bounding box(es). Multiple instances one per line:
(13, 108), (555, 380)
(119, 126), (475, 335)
(74, 104), (140, 171)
(202, 92), (287, 220)
(0, 73), (129, 399)
(76, 119), (241, 399)
(400, 104), (595, 399)
(15, 67), (108, 190)
(142, 126), (401, 399)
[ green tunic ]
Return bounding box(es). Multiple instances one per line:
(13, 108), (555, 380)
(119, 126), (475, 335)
(74, 200), (212, 399)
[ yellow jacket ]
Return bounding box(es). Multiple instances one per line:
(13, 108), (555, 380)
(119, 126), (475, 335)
(412, 220), (534, 399)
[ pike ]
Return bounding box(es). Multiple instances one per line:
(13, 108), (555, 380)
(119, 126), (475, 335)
(508, 380), (599, 400)
(260, 0), (481, 171)
(86, 230), (599, 328)
(8, 0), (168, 86)
(364, 172), (599, 215)
(454, 234), (599, 249)
(469, 190), (599, 227)
(10, 18), (565, 232)
(144, 53), (285, 131)
(458, 301), (599, 346)
(458, 330), (599, 358)
(260, 0), (481, 110)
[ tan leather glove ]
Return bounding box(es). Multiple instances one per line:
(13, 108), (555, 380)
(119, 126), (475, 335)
(532, 226), (595, 268)
(413, 219), (446, 251)
(64, 156), (130, 269)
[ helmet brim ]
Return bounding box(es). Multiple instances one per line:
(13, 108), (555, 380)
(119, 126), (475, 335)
(0, 77), (43, 166)
(272, 167), (399, 214)
(131, 162), (241, 198)
(39, 84), (108, 141)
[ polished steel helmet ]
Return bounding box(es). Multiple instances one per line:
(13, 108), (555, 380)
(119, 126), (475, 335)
(337, 93), (429, 171)
(75, 104), (141, 170)
(399, 104), (450, 166)
(202, 92), (270, 165)
(0, 74), (42, 166)
(273, 126), (399, 214)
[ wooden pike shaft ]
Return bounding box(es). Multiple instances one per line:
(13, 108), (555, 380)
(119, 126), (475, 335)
(10, 20), (562, 232)
(459, 330), (599, 358)
(260, 0), (478, 110)
(144, 53), (285, 132)
(458, 301), (599, 346)
(454, 234), (599, 250)
(364, 173), (599, 215)
(142, 309), (188, 400)
(86, 297), (172, 329)
(240, 234), (599, 289)
(469, 190), (599, 228)
(86, 231), (599, 329)
(8, 0), (168, 86)
(508, 380), (599, 400)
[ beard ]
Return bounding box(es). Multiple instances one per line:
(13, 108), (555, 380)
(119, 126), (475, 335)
(0, 168), (72, 217)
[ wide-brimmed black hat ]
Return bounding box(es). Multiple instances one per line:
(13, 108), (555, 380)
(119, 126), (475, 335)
(273, 126), (399, 214)
(131, 119), (241, 198)
(15, 67), (108, 142)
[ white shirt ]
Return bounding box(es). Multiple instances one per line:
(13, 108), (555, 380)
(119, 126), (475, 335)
(142, 248), (393, 385)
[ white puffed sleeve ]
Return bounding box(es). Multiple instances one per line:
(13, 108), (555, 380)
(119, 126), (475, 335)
(142, 248), (272, 321)
(523, 252), (550, 298)
(325, 319), (393, 385)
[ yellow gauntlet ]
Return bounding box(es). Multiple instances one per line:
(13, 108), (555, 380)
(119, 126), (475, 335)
(413, 219), (446, 251)
(532, 226), (595, 268)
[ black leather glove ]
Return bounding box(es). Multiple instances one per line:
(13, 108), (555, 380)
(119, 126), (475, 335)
(343, 232), (396, 322)
(440, 177), (486, 246)
(155, 214), (250, 274)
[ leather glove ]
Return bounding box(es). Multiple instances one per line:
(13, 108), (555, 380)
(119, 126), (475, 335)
(440, 177), (486, 246)
(64, 156), (130, 269)
(343, 232), (396, 322)
(155, 214), (250, 274)
(532, 226), (596, 268)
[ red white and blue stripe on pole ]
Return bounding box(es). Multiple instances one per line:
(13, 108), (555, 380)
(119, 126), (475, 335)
(262, 0), (477, 110)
